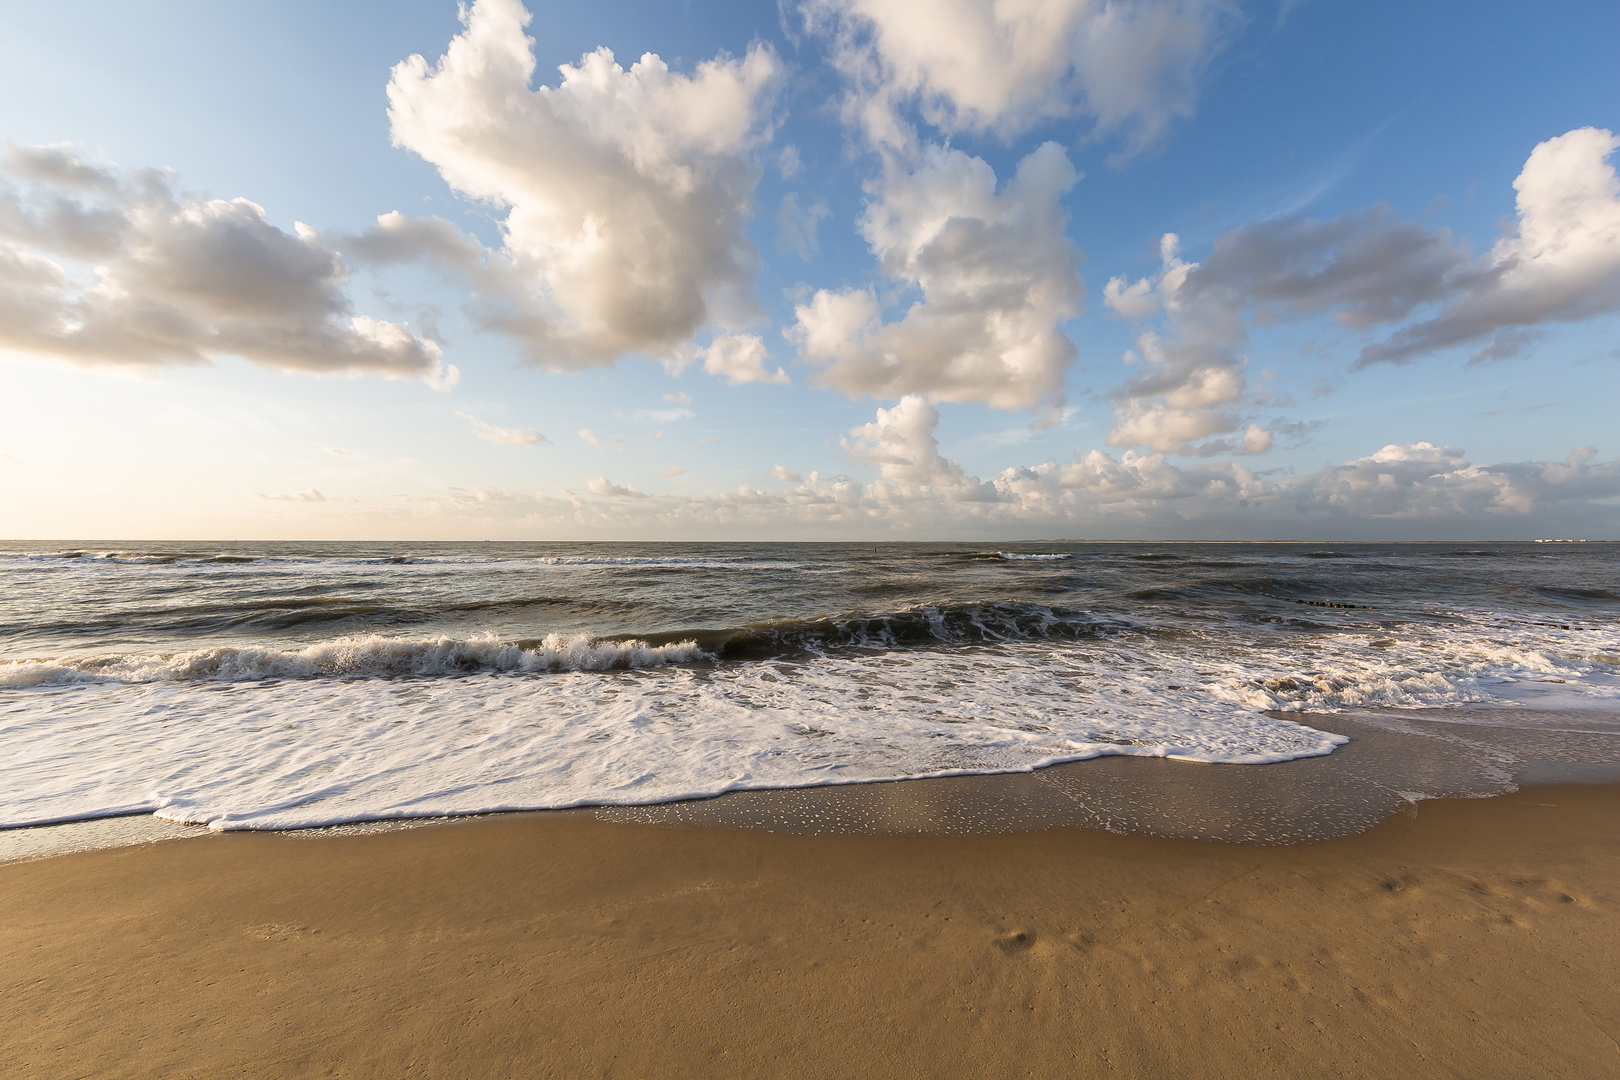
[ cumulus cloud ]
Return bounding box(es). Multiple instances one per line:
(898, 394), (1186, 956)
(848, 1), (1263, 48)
(801, 0), (1237, 153)
(383, 0), (781, 369)
(842, 395), (1004, 501)
(587, 477), (648, 498)
(770, 463), (802, 482)
(1358, 127), (1620, 365)
(384, 434), (1620, 539)
(694, 333), (790, 385)
(1101, 234), (1274, 455)
(457, 411), (550, 446)
(791, 142), (1084, 412)
(1105, 127), (1620, 412)
(0, 145), (452, 385)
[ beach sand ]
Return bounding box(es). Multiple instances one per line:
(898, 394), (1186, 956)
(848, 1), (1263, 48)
(3, 784), (1617, 1079)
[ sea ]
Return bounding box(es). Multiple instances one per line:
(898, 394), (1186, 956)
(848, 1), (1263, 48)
(2, 540), (1618, 851)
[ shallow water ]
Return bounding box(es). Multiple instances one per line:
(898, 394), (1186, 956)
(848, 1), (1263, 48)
(2, 540), (1617, 838)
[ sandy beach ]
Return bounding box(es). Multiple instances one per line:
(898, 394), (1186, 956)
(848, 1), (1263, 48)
(3, 782), (1617, 1079)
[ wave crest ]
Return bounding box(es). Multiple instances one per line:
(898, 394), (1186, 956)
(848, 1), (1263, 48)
(0, 633), (707, 688)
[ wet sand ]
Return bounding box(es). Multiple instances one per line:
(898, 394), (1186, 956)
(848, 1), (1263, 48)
(3, 783), (1618, 1079)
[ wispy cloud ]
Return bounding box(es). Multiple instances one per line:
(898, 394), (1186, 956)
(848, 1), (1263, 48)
(457, 412), (550, 447)
(256, 489), (327, 503)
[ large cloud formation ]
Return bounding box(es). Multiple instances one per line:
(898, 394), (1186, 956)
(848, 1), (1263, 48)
(785, 0), (1234, 416)
(790, 142), (1084, 412)
(0, 146), (450, 384)
(1359, 126), (1620, 365)
(800, 0), (1238, 155)
(384, 0), (780, 369)
(1101, 127), (1620, 454)
(1103, 234), (1273, 455)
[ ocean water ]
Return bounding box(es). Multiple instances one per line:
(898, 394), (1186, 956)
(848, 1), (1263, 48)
(1, 541), (1617, 835)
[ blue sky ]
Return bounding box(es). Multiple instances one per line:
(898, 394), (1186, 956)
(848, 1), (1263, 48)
(0, 0), (1616, 539)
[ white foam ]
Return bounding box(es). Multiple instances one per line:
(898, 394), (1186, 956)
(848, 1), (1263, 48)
(1210, 618), (1620, 712)
(998, 552), (1072, 561)
(0, 643), (1348, 832)
(3, 613), (1616, 835)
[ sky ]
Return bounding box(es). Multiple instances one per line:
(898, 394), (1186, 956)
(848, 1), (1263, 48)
(0, 0), (1617, 541)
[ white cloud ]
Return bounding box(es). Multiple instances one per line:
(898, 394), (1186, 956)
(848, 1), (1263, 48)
(587, 476), (648, 498)
(634, 407), (696, 424)
(842, 395), (1004, 501)
(1359, 127), (1620, 365)
(1116, 128), (1620, 379)
(1099, 234), (1273, 455)
(770, 463), (802, 482)
(375, 436), (1620, 539)
(0, 146), (451, 386)
(660, 465), (688, 477)
(663, 391), (692, 405)
(456, 411), (550, 446)
(695, 333), (790, 385)
(776, 192), (832, 260)
(801, 0), (1237, 153)
(384, 0), (781, 369)
(1103, 273), (1159, 320)
(578, 429), (601, 446)
(790, 142), (1084, 412)
(256, 489), (327, 503)
(1077, 129), (1620, 462)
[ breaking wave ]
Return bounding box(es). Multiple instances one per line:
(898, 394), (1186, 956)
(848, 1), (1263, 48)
(0, 633), (706, 688)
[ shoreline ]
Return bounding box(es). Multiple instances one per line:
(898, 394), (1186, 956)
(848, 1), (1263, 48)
(7, 702), (1619, 864)
(3, 782), (1617, 1078)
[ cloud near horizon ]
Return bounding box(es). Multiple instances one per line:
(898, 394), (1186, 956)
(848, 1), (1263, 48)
(364, 395), (1620, 539)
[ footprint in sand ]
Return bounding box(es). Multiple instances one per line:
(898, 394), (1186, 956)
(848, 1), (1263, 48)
(994, 930), (1037, 953)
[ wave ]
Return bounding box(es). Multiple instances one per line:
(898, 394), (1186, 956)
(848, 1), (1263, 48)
(1538, 586), (1618, 604)
(532, 555), (789, 569)
(0, 551), (797, 572)
(997, 552), (1071, 562)
(0, 633), (706, 688)
(0, 601), (1121, 688)
(646, 601), (1117, 661)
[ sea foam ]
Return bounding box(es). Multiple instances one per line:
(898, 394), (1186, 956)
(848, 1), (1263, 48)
(3, 618), (1616, 833)
(0, 642), (1350, 832)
